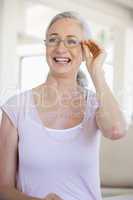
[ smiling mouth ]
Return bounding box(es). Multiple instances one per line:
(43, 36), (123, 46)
(53, 57), (71, 64)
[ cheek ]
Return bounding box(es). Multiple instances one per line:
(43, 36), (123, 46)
(46, 48), (50, 58)
(45, 49), (49, 64)
(45, 48), (53, 64)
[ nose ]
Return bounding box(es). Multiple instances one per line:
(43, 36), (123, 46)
(55, 40), (68, 53)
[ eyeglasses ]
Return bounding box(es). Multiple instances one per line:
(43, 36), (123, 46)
(44, 36), (81, 49)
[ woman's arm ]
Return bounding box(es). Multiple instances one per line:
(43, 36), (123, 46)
(0, 111), (41, 200)
(91, 69), (127, 140)
(0, 186), (41, 200)
(82, 40), (127, 140)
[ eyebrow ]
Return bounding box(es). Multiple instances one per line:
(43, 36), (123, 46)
(48, 33), (58, 36)
(48, 33), (78, 38)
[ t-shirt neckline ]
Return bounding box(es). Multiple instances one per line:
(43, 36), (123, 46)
(29, 88), (89, 133)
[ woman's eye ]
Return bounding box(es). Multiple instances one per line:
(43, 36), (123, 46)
(67, 39), (79, 46)
(67, 39), (77, 44)
(48, 38), (58, 43)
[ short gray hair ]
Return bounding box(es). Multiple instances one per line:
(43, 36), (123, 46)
(45, 11), (92, 39)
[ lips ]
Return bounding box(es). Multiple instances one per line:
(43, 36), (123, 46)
(53, 57), (71, 64)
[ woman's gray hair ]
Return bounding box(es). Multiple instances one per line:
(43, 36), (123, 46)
(46, 11), (91, 90)
(46, 11), (92, 39)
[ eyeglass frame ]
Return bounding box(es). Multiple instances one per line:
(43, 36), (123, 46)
(43, 36), (82, 49)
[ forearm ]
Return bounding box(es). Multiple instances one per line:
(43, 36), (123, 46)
(91, 69), (127, 139)
(0, 186), (41, 200)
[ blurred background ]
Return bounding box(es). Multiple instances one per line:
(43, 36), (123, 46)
(0, 0), (133, 198)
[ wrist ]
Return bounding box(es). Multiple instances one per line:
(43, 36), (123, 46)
(90, 69), (106, 88)
(90, 66), (104, 77)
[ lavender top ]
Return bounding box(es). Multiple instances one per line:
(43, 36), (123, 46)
(1, 88), (101, 200)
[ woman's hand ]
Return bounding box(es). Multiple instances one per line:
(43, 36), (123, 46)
(43, 193), (63, 200)
(81, 39), (106, 77)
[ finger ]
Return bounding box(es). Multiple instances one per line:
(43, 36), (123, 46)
(83, 43), (98, 61)
(85, 39), (105, 53)
(86, 40), (106, 60)
(54, 194), (63, 200)
(46, 193), (63, 200)
(81, 44), (93, 68)
(87, 39), (105, 51)
(81, 42), (92, 59)
(44, 193), (56, 199)
(84, 40), (101, 58)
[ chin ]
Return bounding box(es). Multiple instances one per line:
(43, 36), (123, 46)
(50, 62), (73, 74)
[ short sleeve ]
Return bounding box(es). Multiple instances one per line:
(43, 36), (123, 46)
(0, 94), (20, 129)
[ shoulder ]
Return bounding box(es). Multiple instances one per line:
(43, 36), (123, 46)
(0, 90), (31, 127)
(1, 90), (30, 108)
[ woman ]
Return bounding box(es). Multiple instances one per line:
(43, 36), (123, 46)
(0, 11), (127, 200)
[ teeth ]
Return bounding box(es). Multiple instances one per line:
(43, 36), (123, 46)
(53, 57), (71, 63)
(55, 57), (70, 61)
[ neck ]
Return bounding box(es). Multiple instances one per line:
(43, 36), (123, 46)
(36, 73), (86, 108)
(45, 72), (80, 94)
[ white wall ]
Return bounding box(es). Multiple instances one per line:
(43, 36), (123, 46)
(123, 27), (133, 122)
(0, 0), (19, 103)
(32, 0), (132, 27)
(0, 0), (4, 65)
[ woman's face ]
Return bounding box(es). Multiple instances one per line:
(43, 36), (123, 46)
(45, 18), (85, 75)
